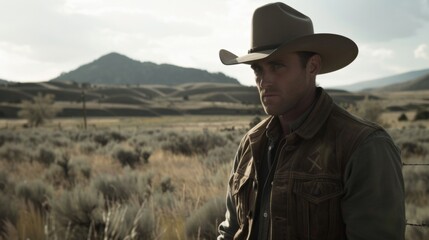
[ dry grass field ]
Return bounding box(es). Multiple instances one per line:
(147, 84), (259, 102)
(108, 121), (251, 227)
(0, 89), (428, 239)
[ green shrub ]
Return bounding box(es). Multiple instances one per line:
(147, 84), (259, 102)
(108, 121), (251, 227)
(152, 191), (175, 211)
(35, 146), (57, 166)
(49, 135), (71, 148)
(92, 172), (152, 204)
(403, 166), (429, 206)
(0, 170), (9, 193)
(44, 164), (66, 188)
(56, 153), (73, 181)
(201, 144), (237, 170)
(160, 177), (175, 193)
(71, 156), (92, 180)
(128, 135), (149, 149)
(347, 96), (383, 123)
(414, 110), (429, 121)
(103, 201), (156, 240)
(0, 143), (29, 165)
(15, 180), (53, 212)
(398, 113), (408, 121)
(93, 130), (127, 146)
(0, 193), (18, 235)
(397, 141), (427, 157)
(162, 131), (227, 156)
(79, 140), (99, 154)
(0, 131), (19, 148)
(112, 146), (141, 168)
(52, 187), (105, 240)
(94, 133), (110, 146)
(53, 188), (156, 240)
(249, 116), (262, 128)
(185, 196), (226, 240)
(46, 155), (93, 189)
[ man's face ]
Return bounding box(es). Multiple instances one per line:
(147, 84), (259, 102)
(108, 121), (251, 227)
(251, 52), (316, 116)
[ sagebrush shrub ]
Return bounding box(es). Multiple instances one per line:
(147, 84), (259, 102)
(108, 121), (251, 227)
(93, 130), (127, 146)
(15, 180), (53, 213)
(398, 113), (408, 121)
(414, 110), (429, 121)
(162, 131), (227, 156)
(249, 116), (262, 129)
(52, 187), (105, 240)
(0, 170), (9, 192)
(103, 201), (156, 240)
(92, 171), (152, 204)
(45, 155), (93, 189)
(48, 132), (71, 147)
(112, 146), (141, 168)
(79, 140), (99, 154)
(160, 177), (174, 193)
(347, 96), (383, 123)
(202, 144), (237, 170)
(35, 146), (56, 166)
(71, 156), (92, 179)
(0, 193), (18, 235)
(397, 141), (427, 157)
(0, 143), (29, 165)
(0, 131), (19, 148)
(403, 166), (429, 206)
(185, 196), (226, 240)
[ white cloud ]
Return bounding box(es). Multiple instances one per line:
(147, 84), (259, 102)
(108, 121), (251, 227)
(371, 48), (394, 59)
(0, 0), (428, 85)
(414, 44), (429, 59)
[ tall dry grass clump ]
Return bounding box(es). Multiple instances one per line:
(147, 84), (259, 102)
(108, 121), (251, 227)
(1, 118), (427, 239)
(0, 126), (240, 240)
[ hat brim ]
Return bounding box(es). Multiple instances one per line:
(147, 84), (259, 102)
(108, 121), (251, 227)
(219, 33), (358, 74)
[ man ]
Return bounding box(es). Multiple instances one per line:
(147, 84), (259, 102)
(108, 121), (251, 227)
(217, 2), (405, 240)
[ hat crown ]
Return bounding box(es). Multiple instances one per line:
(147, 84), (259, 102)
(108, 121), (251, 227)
(250, 2), (314, 53)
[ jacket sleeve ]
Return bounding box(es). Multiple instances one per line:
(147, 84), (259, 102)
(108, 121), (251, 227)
(341, 130), (405, 240)
(217, 183), (239, 240)
(218, 149), (241, 239)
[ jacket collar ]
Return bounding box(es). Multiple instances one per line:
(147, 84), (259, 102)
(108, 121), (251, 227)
(248, 87), (334, 143)
(295, 87), (334, 139)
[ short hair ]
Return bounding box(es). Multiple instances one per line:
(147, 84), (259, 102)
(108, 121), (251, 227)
(296, 52), (316, 68)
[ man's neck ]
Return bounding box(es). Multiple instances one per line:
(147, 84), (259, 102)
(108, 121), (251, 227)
(278, 88), (317, 136)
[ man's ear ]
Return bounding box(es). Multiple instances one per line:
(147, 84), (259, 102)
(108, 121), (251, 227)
(307, 54), (322, 75)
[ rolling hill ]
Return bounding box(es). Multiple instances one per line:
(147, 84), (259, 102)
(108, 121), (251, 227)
(376, 73), (429, 92)
(333, 68), (429, 91)
(0, 80), (379, 118)
(50, 52), (239, 85)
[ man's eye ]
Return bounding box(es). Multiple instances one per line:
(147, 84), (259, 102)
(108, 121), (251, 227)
(271, 64), (284, 71)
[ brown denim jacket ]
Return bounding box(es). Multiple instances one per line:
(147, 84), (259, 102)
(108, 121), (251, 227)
(218, 88), (405, 240)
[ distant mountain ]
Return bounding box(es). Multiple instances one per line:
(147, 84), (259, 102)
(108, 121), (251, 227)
(0, 79), (8, 84)
(377, 73), (429, 92)
(333, 68), (429, 91)
(51, 52), (240, 85)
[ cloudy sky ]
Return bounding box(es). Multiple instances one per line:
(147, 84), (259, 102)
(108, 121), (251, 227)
(1, 0), (428, 87)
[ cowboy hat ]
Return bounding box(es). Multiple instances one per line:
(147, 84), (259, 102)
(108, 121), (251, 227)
(219, 2), (358, 74)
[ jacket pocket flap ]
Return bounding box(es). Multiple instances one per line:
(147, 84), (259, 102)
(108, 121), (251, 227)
(293, 180), (343, 204)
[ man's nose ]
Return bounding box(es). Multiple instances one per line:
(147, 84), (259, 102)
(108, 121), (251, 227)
(259, 72), (274, 88)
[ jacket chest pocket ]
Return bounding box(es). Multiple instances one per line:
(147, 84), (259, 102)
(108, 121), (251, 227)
(231, 172), (254, 226)
(292, 179), (344, 240)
